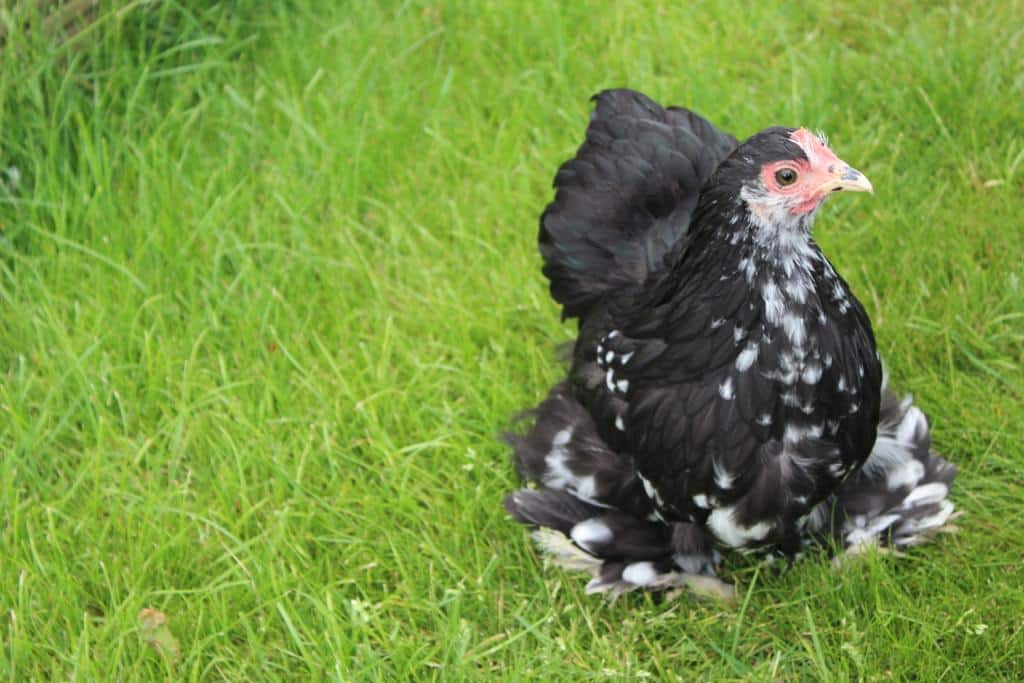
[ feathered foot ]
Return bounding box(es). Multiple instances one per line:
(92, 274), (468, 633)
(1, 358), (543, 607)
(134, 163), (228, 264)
(803, 386), (958, 557)
(504, 384), (734, 599)
(506, 488), (734, 600)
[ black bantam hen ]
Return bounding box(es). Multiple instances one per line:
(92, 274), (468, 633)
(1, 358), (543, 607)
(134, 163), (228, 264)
(503, 89), (957, 598)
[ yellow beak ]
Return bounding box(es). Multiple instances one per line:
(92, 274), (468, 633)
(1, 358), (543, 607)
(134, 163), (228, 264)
(822, 164), (873, 194)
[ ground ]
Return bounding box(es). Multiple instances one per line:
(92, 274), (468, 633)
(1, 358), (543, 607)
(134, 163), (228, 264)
(1, 1), (1022, 679)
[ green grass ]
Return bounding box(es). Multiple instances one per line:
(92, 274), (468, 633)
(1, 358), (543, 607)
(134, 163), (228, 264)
(1, 0), (1022, 679)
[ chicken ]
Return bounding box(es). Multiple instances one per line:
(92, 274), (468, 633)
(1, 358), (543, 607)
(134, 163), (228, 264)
(503, 89), (957, 597)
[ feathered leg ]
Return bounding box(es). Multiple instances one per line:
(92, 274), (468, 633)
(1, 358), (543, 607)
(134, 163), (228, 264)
(504, 383), (733, 599)
(802, 385), (958, 556)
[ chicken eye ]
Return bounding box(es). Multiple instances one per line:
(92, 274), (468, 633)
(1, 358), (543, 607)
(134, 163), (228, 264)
(775, 168), (798, 186)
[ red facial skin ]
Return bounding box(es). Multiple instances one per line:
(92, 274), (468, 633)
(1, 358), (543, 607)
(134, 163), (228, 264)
(759, 129), (846, 215)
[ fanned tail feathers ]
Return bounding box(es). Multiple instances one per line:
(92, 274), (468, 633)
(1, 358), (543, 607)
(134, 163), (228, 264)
(539, 89), (737, 321)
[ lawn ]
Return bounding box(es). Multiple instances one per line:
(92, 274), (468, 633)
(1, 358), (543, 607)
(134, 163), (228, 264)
(1, 0), (1022, 679)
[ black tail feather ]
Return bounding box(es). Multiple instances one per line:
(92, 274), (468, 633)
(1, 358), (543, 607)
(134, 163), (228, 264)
(539, 89), (737, 322)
